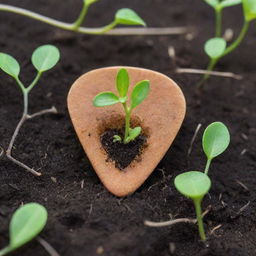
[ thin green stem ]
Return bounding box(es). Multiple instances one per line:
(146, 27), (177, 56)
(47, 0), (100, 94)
(194, 198), (206, 241)
(72, 1), (90, 30)
(0, 246), (12, 256)
(23, 91), (29, 116)
(25, 72), (42, 93)
(0, 4), (117, 35)
(204, 158), (212, 175)
(215, 7), (222, 37)
(15, 77), (26, 93)
(123, 103), (131, 144)
(221, 20), (250, 57)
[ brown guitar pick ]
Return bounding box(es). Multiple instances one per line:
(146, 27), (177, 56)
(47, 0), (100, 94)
(68, 67), (186, 197)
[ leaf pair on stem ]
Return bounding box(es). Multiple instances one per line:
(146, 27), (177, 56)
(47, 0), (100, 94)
(200, 0), (256, 86)
(174, 122), (230, 240)
(93, 68), (150, 144)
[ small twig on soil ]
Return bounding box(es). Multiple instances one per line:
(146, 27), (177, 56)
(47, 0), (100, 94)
(0, 146), (4, 159)
(237, 201), (250, 214)
(187, 123), (202, 158)
(235, 179), (249, 191)
(6, 106), (57, 176)
(210, 224), (222, 235)
(175, 68), (243, 80)
(144, 205), (212, 228)
(37, 236), (60, 256)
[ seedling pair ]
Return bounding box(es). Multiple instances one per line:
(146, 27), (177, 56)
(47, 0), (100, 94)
(200, 0), (256, 85)
(0, 45), (60, 176)
(174, 122), (230, 240)
(0, 0), (146, 35)
(0, 203), (47, 256)
(93, 68), (150, 144)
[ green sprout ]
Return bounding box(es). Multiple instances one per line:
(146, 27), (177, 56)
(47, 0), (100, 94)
(0, 1), (146, 35)
(202, 121), (230, 175)
(200, 0), (256, 86)
(0, 203), (48, 256)
(0, 45), (60, 176)
(93, 68), (150, 144)
(175, 171), (211, 241)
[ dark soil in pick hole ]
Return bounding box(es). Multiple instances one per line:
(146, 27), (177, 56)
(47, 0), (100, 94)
(101, 129), (147, 169)
(0, 0), (256, 256)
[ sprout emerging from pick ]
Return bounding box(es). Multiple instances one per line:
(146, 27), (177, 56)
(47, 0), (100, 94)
(93, 68), (150, 144)
(0, 203), (48, 256)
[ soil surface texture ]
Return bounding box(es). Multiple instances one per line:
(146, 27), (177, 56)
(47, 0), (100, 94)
(0, 0), (256, 256)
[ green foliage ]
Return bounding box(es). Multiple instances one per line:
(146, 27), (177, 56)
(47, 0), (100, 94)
(204, 0), (219, 8)
(116, 68), (129, 98)
(203, 121), (230, 161)
(93, 92), (120, 107)
(115, 8), (146, 26)
(0, 53), (20, 78)
(32, 45), (60, 73)
(204, 37), (227, 59)
(242, 0), (256, 21)
(204, 0), (242, 8)
(113, 135), (122, 143)
(0, 203), (47, 256)
(93, 68), (150, 144)
(131, 80), (150, 109)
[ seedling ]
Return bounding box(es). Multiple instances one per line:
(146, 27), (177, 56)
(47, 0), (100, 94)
(93, 68), (150, 144)
(174, 171), (211, 241)
(200, 0), (256, 86)
(0, 45), (60, 176)
(0, 1), (146, 35)
(202, 121), (230, 175)
(0, 203), (48, 256)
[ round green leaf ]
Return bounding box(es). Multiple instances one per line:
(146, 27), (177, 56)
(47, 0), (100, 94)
(204, 38), (227, 59)
(116, 68), (129, 98)
(0, 53), (20, 78)
(131, 80), (150, 109)
(174, 171), (211, 199)
(125, 126), (141, 143)
(242, 0), (256, 21)
(204, 0), (219, 8)
(203, 121), (230, 160)
(220, 0), (242, 8)
(9, 203), (47, 250)
(115, 8), (146, 26)
(93, 92), (119, 107)
(32, 45), (60, 72)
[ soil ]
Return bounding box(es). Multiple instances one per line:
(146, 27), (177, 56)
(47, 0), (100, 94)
(101, 128), (147, 170)
(0, 0), (256, 256)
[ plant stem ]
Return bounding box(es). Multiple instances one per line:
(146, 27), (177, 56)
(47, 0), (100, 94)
(204, 158), (212, 175)
(72, 1), (90, 31)
(123, 103), (131, 143)
(215, 7), (222, 37)
(194, 198), (206, 241)
(221, 20), (250, 57)
(26, 72), (42, 93)
(0, 247), (11, 256)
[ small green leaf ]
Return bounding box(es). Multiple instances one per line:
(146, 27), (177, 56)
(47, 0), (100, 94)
(116, 68), (129, 98)
(93, 92), (119, 107)
(115, 8), (146, 26)
(242, 0), (256, 21)
(0, 53), (20, 78)
(113, 135), (122, 143)
(174, 171), (211, 199)
(9, 203), (47, 251)
(119, 96), (127, 103)
(125, 127), (141, 143)
(203, 122), (230, 160)
(131, 80), (150, 109)
(220, 0), (242, 8)
(32, 45), (60, 73)
(204, 0), (219, 8)
(204, 38), (227, 58)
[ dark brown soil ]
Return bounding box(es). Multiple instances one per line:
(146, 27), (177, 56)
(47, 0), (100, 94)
(101, 129), (147, 169)
(0, 1), (256, 256)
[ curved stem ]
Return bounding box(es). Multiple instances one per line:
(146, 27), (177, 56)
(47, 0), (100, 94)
(0, 247), (12, 256)
(26, 72), (42, 93)
(123, 103), (131, 144)
(204, 158), (212, 175)
(194, 198), (206, 241)
(221, 21), (250, 57)
(72, 1), (90, 30)
(215, 7), (222, 37)
(0, 4), (117, 35)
